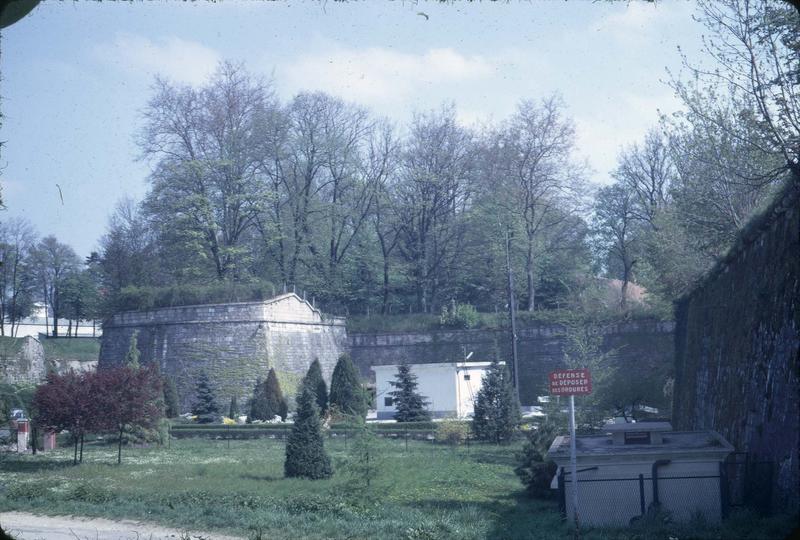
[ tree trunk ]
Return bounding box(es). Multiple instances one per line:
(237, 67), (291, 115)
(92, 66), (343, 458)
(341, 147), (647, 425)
(73, 435), (79, 465)
(79, 433), (84, 463)
(117, 426), (124, 465)
(525, 238), (535, 311)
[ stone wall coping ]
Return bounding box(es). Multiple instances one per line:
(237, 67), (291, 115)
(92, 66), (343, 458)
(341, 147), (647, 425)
(104, 317), (346, 329)
(349, 319), (675, 340)
(105, 293), (345, 328)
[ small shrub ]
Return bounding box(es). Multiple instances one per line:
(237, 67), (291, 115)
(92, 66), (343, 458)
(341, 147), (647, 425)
(67, 482), (113, 503)
(515, 422), (559, 498)
(435, 419), (469, 445)
(439, 301), (479, 329)
(6, 481), (47, 500)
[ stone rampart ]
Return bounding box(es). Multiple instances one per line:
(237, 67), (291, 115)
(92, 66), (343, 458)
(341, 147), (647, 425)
(673, 177), (799, 510)
(349, 319), (675, 407)
(99, 294), (347, 411)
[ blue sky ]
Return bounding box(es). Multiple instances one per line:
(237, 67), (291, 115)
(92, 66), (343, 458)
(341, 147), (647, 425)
(0, 1), (707, 257)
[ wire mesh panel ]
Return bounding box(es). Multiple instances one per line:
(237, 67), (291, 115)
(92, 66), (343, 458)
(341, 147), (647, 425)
(657, 475), (723, 523)
(560, 472), (724, 528)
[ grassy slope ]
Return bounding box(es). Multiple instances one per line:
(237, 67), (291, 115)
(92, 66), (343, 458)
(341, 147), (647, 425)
(0, 439), (794, 540)
(39, 338), (100, 365)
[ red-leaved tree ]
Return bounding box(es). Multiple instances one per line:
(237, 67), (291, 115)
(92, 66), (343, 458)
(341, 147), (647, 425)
(33, 370), (99, 464)
(95, 364), (163, 465)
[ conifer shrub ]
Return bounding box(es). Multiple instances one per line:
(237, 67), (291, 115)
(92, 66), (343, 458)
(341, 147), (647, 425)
(472, 359), (521, 443)
(514, 422), (559, 498)
(264, 368), (287, 421)
(304, 359), (328, 416)
(329, 353), (367, 420)
(229, 395), (240, 420)
(248, 377), (268, 422)
(163, 376), (180, 418)
(389, 363), (431, 422)
(191, 371), (220, 424)
(284, 383), (332, 480)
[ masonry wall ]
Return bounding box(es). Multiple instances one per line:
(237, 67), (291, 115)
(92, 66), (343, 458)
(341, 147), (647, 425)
(99, 294), (347, 412)
(673, 178), (800, 511)
(349, 319), (675, 407)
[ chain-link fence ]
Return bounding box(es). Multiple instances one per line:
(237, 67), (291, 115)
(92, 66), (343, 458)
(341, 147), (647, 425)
(557, 467), (725, 527)
(556, 455), (776, 527)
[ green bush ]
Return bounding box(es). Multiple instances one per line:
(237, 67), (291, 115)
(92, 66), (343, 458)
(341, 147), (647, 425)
(108, 280), (276, 313)
(439, 302), (479, 329)
(514, 422), (559, 498)
(434, 419), (470, 445)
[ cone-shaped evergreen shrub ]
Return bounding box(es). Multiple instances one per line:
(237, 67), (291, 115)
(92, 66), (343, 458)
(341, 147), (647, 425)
(389, 363), (431, 422)
(192, 371), (220, 424)
(264, 368), (286, 421)
(329, 353), (367, 420)
(249, 378), (268, 422)
(284, 383), (332, 479)
(125, 331), (140, 369)
(472, 359), (521, 443)
(229, 396), (240, 419)
(163, 376), (180, 418)
(305, 359), (328, 416)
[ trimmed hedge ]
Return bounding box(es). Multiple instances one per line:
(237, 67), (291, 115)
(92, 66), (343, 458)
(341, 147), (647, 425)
(169, 421), (441, 439)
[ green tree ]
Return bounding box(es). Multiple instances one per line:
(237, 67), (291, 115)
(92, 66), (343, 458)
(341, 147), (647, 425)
(191, 371), (219, 424)
(124, 330), (141, 369)
(328, 353), (367, 420)
(248, 377), (268, 422)
(388, 363), (430, 422)
(472, 360), (521, 443)
(228, 395), (240, 419)
(346, 421), (381, 492)
(163, 376), (179, 418)
(264, 368), (287, 421)
(284, 383), (332, 480)
(514, 422), (559, 498)
(304, 359), (328, 416)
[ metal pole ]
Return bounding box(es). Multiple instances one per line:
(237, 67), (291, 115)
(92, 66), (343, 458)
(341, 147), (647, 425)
(569, 395), (579, 531)
(504, 228), (520, 401)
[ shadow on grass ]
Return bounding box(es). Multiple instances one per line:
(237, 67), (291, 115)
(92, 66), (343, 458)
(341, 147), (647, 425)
(0, 459), (75, 473)
(408, 492), (566, 540)
(239, 473), (282, 482)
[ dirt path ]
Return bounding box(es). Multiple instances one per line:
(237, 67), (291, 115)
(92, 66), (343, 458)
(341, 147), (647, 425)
(0, 512), (243, 540)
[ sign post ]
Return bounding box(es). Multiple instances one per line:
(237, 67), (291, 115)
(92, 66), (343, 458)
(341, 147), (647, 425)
(548, 368), (592, 533)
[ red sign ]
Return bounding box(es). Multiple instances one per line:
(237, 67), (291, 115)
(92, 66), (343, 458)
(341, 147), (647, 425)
(548, 368), (592, 395)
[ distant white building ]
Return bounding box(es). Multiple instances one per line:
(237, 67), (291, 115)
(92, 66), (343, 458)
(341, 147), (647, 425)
(372, 361), (499, 420)
(6, 303), (101, 339)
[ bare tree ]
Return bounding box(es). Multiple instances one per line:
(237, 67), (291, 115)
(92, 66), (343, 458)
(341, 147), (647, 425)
(140, 61), (276, 280)
(593, 185), (640, 310)
(495, 97), (586, 311)
(29, 236), (81, 337)
(395, 105), (476, 313)
(672, 0), (799, 179)
(613, 129), (673, 228)
(0, 218), (37, 336)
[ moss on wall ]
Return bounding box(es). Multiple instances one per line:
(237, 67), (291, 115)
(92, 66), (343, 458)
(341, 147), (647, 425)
(673, 176), (800, 511)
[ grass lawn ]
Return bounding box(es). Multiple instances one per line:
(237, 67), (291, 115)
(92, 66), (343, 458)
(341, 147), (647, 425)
(0, 437), (795, 540)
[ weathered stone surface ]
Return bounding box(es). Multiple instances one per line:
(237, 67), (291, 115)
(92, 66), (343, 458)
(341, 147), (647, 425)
(0, 337), (46, 384)
(673, 178), (799, 511)
(99, 294), (347, 411)
(349, 320), (675, 407)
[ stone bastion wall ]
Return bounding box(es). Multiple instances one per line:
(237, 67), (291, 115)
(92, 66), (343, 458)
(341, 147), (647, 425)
(98, 293), (347, 411)
(348, 319), (675, 407)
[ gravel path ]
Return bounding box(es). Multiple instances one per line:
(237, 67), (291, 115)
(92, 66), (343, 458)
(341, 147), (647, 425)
(0, 512), (243, 540)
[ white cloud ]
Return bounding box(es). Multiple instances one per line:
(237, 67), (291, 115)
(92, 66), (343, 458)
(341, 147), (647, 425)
(279, 45), (494, 111)
(95, 33), (221, 86)
(589, 2), (693, 44)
